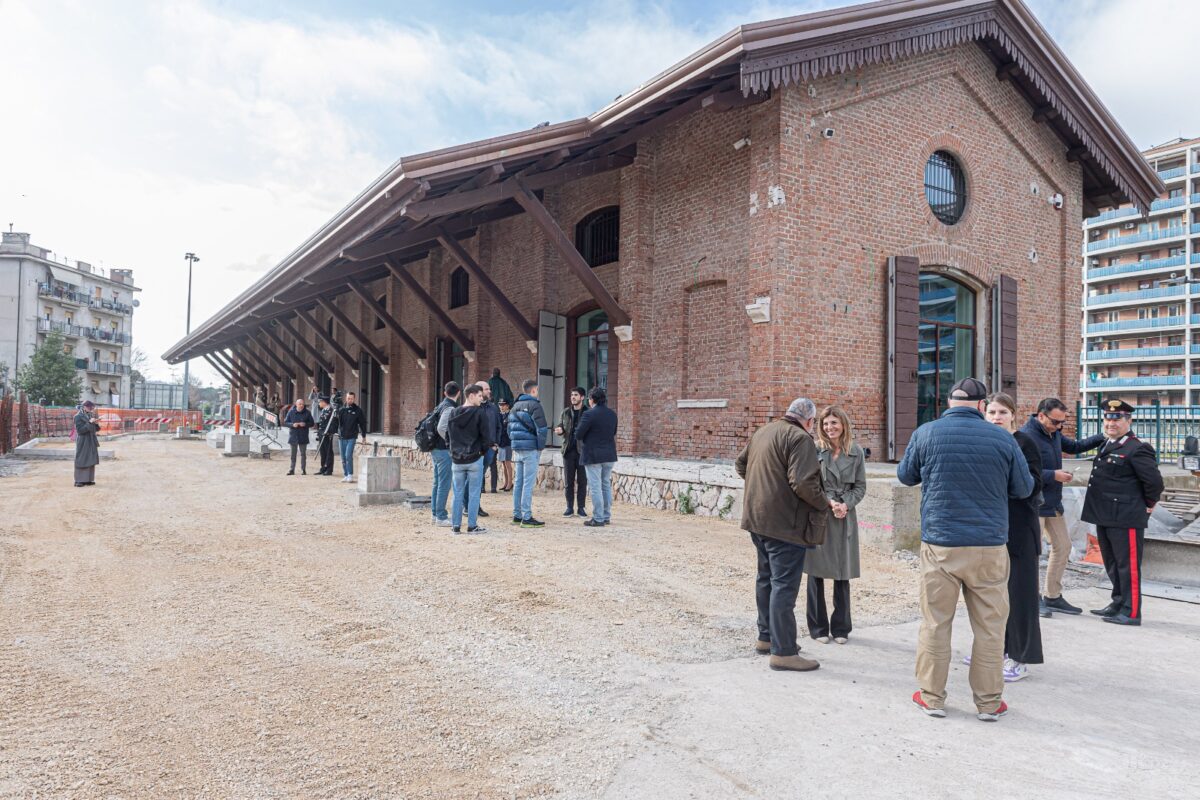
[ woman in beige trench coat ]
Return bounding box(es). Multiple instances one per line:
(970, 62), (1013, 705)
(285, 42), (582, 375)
(804, 406), (867, 644)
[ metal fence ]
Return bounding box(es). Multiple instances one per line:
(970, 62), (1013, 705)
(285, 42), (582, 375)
(1077, 403), (1200, 462)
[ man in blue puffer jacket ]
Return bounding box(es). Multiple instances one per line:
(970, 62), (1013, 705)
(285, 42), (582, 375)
(897, 378), (1034, 723)
(508, 378), (549, 528)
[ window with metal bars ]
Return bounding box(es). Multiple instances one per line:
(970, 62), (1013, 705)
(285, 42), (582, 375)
(449, 267), (469, 309)
(924, 150), (966, 225)
(574, 206), (620, 268)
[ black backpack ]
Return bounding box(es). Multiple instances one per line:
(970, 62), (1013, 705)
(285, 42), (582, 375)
(414, 401), (446, 452)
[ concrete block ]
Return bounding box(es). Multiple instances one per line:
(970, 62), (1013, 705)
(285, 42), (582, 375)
(357, 489), (416, 507)
(175, 426), (191, 440)
(404, 495), (432, 510)
(354, 455), (413, 506)
(222, 434), (250, 457)
(207, 432), (226, 449)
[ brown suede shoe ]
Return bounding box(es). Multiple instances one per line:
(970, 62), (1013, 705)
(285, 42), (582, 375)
(769, 654), (820, 672)
(754, 639), (771, 655)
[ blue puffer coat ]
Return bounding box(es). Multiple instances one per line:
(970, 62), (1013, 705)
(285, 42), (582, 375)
(897, 406), (1035, 547)
(507, 393), (548, 451)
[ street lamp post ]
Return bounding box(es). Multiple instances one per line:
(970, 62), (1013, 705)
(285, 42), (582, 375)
(183, 252), (199, 413)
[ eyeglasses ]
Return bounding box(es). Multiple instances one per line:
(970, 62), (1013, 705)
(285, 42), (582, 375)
(1102, 412), (1131, 420)
(1046, 418), (1066, 428)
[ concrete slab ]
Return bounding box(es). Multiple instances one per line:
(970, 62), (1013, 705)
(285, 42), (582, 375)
(601, 585), (1200, 799)
(222, 434), (250, 457)
(12, 439), (115, 461)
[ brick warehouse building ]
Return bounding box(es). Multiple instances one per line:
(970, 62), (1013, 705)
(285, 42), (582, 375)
(165, 0), (1158, 505)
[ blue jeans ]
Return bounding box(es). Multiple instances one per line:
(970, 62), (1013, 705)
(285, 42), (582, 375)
(339, 437), (356, 476)
(451, 457), (484, 529)
(584, 462), (614, 523)
(512, 449), (539, 520)
(430, 448), (452, 521)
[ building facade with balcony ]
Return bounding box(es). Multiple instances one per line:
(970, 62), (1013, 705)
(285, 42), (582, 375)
(0, 231), (139, 406)
(1082, 136), (1200, 405)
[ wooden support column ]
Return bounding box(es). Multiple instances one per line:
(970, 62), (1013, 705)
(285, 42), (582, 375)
(259, 324), (314, 377)
(343, 277), (426, 365)
(295, 306), (359, 374)
(316, 297), (390, 371)
(511, 179), (633, 338)
(203, 353), (236, 386)
(247, 337), (295, 381)
(383, 257), (475, 355)
(278, 317), (334, 374)
(436, 228), (538, 351)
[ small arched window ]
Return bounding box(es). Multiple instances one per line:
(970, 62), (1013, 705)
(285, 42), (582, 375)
(449, 267), (469, 309)
(574, 206), (620, 268)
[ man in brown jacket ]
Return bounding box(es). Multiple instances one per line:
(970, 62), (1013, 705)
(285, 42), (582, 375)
(735, 397), (831, 672)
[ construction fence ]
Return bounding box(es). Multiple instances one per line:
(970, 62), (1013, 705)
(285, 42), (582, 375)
(0, 394), (204, 455)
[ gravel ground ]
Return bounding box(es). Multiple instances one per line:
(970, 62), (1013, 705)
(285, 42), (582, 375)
(0, 437), (925, 798)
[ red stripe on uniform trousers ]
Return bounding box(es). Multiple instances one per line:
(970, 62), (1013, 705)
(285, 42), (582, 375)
(1128, 528), (1140, 619)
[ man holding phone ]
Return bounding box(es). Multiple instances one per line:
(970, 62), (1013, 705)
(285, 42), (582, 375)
(1019, 398), (1105, 616)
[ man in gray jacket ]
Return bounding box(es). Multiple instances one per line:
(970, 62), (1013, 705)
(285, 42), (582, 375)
(897, 378), (1034, 722)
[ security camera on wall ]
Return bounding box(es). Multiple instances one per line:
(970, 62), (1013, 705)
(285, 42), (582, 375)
(821, 128), (835, 139)
(1051, 192), (1064, 209)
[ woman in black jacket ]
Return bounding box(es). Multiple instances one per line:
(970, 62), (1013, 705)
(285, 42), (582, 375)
(283, 398), (316, 476)
(985, 392), (1044, 682)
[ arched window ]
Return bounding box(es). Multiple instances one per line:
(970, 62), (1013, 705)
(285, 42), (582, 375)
(449, 267), (469, 309)
(917, 273), (976, 425)
(574, 206), (620, 268)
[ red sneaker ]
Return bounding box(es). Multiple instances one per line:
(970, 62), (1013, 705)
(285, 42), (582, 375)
(912, 690), (946, 718)
(977, 701), (1009, 722)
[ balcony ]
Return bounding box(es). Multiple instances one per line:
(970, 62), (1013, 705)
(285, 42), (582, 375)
(1193, 164), (1200, 174)
(1086, 346), (1185, 361)
(1086, 255), (1185, 279)
(1086, 285), (1186, 306)
(37, 283), (89, 306)
(36, 318), (86, 338)
(86, 328), (132, 345)
(87, 360), (130, 376)
(91, 298), (135, 316)
(1086, 315), (1186, 334)
(1192, 345), (1200, 354)
(1150, 196), (1187, 212)
(1085, 375), (1186, 388)
(1086, 226), (1186, 253)
(1084, 207), (1140, 226)
(1192, 194), (1200, 205)
(1159, 166), (1187, 180)
(1193, 374), (1200, 384)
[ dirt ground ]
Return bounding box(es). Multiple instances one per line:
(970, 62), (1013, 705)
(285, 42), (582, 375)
(0, 437), (923, 799)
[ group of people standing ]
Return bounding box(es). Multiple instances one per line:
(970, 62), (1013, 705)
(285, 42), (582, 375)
(424, 369), (619, 534)
(280, 390), (369, 481)
(738, 378), (1163, 724)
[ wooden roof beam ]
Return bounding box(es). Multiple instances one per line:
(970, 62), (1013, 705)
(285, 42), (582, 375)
(384, 256), (475, 355)
(202, 353), (236, 386)
(277, 317), (334, 375)
(212, 349), (256, 387)
(344, 276), (426, 364)
(317, 297), (390, 371)
(295, 306), (359, 374)
(242, 338), (290, 382)
(436, 227), (538, 348)
(259, 324), (315, 377)
(511, 179), (632, 337)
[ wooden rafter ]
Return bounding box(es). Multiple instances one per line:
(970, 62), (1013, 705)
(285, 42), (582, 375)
(202, 353), (236, 385)
(211, 350), (254, 387)
(317, 297), (389, 368)
(344, 277), (426, 361)
(277, 317), (334, 374)
(295, 306), (359, 373)
(384, 256), (475, 352)
(435, 229), (537, 343)
(259, 324), (314, 376)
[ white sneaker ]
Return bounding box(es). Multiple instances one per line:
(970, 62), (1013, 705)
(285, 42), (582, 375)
(1003, 658), (1029, 682)
(344, 475), (354, 483)
(434, 519), (453, 528)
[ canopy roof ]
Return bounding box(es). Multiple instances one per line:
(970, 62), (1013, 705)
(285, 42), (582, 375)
(165, 0), (1160, 364)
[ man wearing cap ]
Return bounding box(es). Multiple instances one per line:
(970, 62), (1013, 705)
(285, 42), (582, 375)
(1081, 399), (1163, 626)
(314, 395), (336, 476)
(898, 378), (1034, 722)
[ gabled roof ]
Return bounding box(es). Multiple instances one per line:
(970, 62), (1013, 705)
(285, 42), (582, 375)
(165, 0), (1159, 364)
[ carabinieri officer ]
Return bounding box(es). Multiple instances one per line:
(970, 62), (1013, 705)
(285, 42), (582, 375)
(1080, 399), (1164, 626)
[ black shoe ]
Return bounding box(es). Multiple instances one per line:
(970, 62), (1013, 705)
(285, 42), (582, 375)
(583, 519), (604, 527)
(563, 509), (574, 516)
(301, 470), (306, 475)
(520, 517), (545, 528)
(1039, 606), (1053, 619)
(477, 509), (490, 517)
(75, 482), (85, 487)
(512, 516), (522, 525)
(1091, 602), (1122, 617)
(1043, 595), (1083, 615)
(1102, 614), (1141, 626)
(577, 509), (587, 517)
(286, 470), (295, 475)
(452, 526), (461, 534)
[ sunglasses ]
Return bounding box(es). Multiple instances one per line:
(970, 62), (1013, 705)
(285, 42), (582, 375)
(1102, 412), (1131, 420)
(1045, 417), (1066, 428)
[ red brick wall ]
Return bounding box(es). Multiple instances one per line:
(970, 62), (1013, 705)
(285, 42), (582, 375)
(274, 42), (1085, 462)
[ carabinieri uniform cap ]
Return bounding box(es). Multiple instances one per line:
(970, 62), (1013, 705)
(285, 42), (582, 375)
(1102, 398), (1134, 416)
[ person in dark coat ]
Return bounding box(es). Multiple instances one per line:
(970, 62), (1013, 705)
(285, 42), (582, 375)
(1081, 399), (1165, 626)
(475, 380), (503, 497)
(985, 393), (1044, 682)
(73, 401), (101, 487)
(1018, 398), (1104, 616)
(555, 386), (589, 517)
(574, 386), (617, 527)
(283, 398), (315, 475)
(335, 391), (370, 483)
(496, 398), (513, 491)
(314, 395), (336, 476)
(488, 367), (515, 407)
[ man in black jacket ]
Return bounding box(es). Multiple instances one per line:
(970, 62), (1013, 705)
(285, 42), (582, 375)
(446, 384), (494, 533)
(555, 387), (588, 517)
(576, 386), (618, 528)
(314, 395), (336, 476)
(335, 391), (369, 483)
(1019, 398), (1104, 616)
(1081, 399), (1164, 626)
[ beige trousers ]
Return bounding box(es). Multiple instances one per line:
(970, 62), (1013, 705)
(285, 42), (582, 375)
(915, 543), (1009, 713)
(1041, 512), (1071, 599)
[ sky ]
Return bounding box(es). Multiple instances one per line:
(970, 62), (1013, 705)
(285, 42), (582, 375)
(1, 0), (1195, 384)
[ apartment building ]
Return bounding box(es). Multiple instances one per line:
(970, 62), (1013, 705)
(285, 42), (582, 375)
(0, 230), (139, 406)
(1083, 136), (1200, 406)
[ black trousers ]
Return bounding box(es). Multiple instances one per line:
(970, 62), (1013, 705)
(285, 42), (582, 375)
(751, 533), (807, 656)
(1096, 525), (1145, 620)
(1004, 542), (1044, 663)
(488, 449), (498, 491)
(806, 576), (852, 639)
(318, 436), (334, 474)
(563, 450), (587, 511)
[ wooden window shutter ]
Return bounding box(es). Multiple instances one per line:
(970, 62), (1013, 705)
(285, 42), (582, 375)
(887, 256), (920, 460)
(991, 274), (1018, 399)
